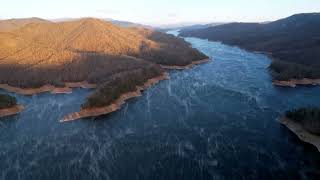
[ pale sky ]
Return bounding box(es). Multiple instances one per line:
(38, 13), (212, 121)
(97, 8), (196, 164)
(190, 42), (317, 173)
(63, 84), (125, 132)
(1, 0), (320, 26)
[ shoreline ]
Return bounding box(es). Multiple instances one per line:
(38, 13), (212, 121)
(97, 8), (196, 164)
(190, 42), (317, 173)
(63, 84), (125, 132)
(61, 58), (209, 122)
(0, 59), (209, 96)
(273, 78), (320, 88)
(160, 58), (210, 70)
(0, 105), (25, 118)
(0, 58), (208, 121)
(60, 72), (170, 122)
(280, 117), (320, 152)
(0, 81), (97, 95)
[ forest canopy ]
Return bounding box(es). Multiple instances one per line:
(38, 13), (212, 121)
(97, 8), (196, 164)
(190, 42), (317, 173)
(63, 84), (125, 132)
(180, 13), (320, 81)
(0, 94), (17, 109)
(0, 18), (207, 109)
(286, 107), (320, 135)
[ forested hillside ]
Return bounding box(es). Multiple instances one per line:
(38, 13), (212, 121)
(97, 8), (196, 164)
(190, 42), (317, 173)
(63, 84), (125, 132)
(180, 13), (320, 80)
(0, 18), (207, 108)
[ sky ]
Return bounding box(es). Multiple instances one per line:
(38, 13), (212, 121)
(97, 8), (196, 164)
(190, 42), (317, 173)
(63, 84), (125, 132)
(1, 0), (320, 26)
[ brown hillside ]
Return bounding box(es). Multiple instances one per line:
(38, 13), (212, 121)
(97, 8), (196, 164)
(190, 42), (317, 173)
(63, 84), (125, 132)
(0, 17), (51, 32)
(0, 18), (207, 81)
(5, 18), (206, 65)
(0, 18), (207, 109)
(12, 18), (150, 54)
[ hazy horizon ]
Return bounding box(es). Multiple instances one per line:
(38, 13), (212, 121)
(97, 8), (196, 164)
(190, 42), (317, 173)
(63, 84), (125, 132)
(1, 0), (320, 26)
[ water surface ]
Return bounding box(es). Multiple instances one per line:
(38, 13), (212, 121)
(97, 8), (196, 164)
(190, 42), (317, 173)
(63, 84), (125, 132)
(1, 31), (320, 180)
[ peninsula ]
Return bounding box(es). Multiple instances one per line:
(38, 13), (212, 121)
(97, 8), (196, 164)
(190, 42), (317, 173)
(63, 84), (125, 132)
(280, 107), (320, 152)
(0, 94), (24, 118)
(0, 18), (208, 121)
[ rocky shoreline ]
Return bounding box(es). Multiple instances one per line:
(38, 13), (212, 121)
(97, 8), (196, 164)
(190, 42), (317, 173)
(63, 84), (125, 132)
(60, 58), (210, 122)
(160, 58), (210, 70)
(60, 72), (170, 122)
(0, 81), (97, 95)
(0, 59), (209, 96)
(0, 58), (208, 121)
(280, 118), (320, 152)
(0, 105), (25, 118)
(273, 78), (320, 88)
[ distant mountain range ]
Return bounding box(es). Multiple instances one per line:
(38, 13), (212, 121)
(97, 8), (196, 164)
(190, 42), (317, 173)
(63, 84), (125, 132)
(0, 17), (152, 32)
(177, 23), (226, 31)
(180, 13), (320, 81)
(109, 19), (153, 29)
(157, 22), (226, 32)
(51, 18), (153, 29)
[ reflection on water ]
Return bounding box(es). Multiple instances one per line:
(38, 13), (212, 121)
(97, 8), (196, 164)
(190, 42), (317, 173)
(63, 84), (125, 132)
(0, 31), (320, 180)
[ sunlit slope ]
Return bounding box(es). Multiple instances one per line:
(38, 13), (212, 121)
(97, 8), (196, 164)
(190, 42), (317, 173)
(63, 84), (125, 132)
(0, 18), (207, 87)
(0, 17), (51, 32)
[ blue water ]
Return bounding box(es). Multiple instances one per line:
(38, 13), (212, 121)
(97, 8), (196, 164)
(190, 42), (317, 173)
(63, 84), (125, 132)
(0, 31), (320, 180)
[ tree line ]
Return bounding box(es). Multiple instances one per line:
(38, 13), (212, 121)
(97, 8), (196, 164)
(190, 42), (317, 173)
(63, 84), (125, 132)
(286, 107), (320, 135)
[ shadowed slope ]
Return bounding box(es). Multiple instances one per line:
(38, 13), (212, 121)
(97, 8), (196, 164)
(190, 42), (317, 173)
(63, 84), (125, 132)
(180, 13), (320, 81)
(134, 28), (207, 65)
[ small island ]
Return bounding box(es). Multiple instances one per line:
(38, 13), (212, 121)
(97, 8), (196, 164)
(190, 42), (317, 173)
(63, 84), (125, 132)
(0, 94), (24, 118)
(280, 107), (320, 152)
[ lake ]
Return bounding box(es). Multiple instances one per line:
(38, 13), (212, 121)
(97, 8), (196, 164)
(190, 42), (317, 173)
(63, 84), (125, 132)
(0, 30), (320, 180)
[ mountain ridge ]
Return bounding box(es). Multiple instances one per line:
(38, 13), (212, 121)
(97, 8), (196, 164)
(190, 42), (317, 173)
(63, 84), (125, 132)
(0, 17), (208, 110)
(180, 13), (320, 81)
(0, 17), (51, 32)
